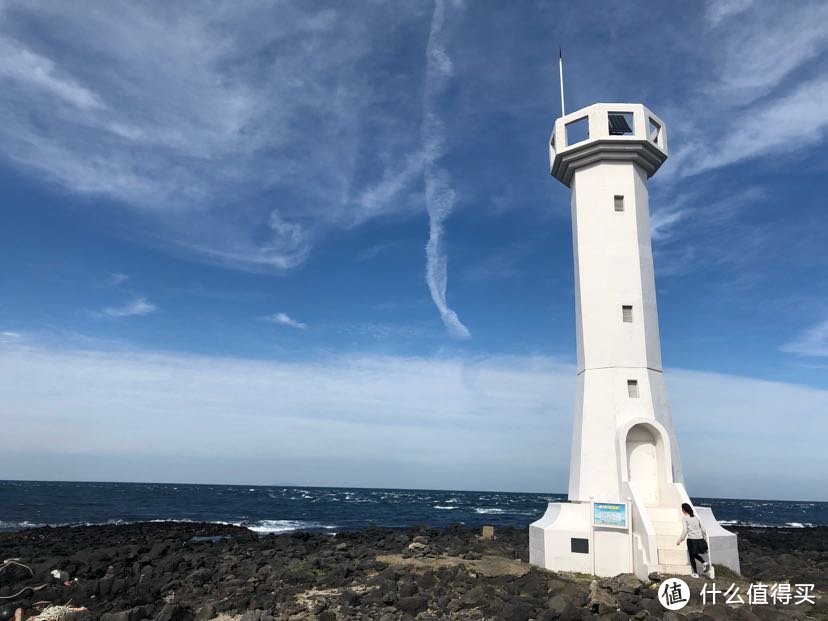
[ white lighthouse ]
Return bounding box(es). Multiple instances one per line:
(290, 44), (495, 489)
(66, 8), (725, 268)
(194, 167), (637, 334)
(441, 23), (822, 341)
(529, 103), (740, 578)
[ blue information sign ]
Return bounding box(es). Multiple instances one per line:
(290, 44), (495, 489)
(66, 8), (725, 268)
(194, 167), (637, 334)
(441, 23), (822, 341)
(593, 502), (628, 528)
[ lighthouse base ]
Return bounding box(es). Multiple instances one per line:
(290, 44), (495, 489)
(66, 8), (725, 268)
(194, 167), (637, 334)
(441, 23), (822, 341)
(529, 497), (740, 579)
(529, 502), (633, 577)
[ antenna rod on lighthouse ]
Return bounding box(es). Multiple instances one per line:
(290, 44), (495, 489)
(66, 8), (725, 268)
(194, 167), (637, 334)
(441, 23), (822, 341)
(558, 48), (565, 117)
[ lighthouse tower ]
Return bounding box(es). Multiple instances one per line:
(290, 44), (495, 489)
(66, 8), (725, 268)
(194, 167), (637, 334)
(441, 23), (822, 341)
(529, 104), (739, 578)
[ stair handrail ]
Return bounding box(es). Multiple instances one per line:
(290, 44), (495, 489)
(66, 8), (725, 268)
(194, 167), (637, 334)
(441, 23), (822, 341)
(623, 481), (657, 578)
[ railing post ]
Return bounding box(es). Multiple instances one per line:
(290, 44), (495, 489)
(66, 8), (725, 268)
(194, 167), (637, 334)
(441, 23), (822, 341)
(627, 497), (633, 575)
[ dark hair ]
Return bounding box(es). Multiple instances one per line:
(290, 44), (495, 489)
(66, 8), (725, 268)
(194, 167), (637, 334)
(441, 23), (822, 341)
(681, 503), (694, 517)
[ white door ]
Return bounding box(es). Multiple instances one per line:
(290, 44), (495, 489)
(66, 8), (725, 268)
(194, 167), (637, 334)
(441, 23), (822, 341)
(627, 425), (660, 506)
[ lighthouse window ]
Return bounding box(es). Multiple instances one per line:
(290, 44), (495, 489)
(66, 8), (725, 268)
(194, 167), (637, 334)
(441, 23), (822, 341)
(571, 538), (589, 554)
(627, 380), (639, 398)
(608, 111), (634, 135)
(614, 195), (624, 211)
(622, 305), (633, 322)
(565, 116), (589, 146)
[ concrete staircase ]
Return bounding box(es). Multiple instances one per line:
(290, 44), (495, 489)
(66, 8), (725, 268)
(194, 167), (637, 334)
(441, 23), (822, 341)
(647, 506), (693, 575)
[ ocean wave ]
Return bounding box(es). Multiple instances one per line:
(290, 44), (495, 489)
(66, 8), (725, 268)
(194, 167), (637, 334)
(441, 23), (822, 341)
(245, 520), (336, 534)
(719, 519), (815, 528)
(433, 505), (458, 510)
(0, 520), (46, 530)
(475, 508), (505, 514)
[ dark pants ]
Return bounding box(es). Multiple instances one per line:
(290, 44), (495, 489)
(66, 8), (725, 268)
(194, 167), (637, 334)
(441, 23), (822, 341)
(687, 538), (706, 573)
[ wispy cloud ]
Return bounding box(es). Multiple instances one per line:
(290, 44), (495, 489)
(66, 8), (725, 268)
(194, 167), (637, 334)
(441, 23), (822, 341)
(355, 243), (394, 263)
(649, 209), (687, 243)
(99, 298), (158, 318)
(0, 2), (426, 272)
(666, 1), (828, 178)
(650, 186), (767, 244)
(422, 0), (470, 339)
(781, 317), (828, 358)
(0, 343), (825, 498)
(681, 77), (828, 177)
(0, 37), (103, 110)
(342, 321), (432, 341)
(704, 0), (753, 26)
(0, 331), (22, 342)
(268, 312), (307, 330)
(103, 272), (129, 287)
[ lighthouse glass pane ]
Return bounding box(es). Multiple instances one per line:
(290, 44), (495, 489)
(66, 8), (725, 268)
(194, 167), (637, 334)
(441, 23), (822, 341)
(608, 112), (634, 135)
(565, 117), (589, 146)
(627, 380), (639, 398)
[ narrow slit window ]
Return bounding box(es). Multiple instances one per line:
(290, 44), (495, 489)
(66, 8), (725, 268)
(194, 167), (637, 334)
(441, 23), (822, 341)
(614, 195), (624, 211)
(627, 380), (639, 398)
(622, 305), (633, 323)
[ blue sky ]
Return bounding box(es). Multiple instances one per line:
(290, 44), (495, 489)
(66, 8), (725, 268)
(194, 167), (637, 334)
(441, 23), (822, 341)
(1, 0), (827, 501)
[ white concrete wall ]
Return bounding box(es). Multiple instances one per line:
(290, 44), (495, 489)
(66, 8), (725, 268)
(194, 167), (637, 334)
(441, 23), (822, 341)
(529, 503), (593, 573)
(529, 502), (633, 577)
(571, 162), (661, 373)
(696, 507), (741, 574)
(568, 160), (682, 502)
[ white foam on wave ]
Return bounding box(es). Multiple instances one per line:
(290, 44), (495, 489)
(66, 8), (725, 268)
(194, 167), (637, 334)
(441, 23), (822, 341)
(245, 520), (337, 534)
(433, 505), (457, 510)
(0, 520), (44, 530)
(718, 519), (817, 528)
(475, 508), (505, 515)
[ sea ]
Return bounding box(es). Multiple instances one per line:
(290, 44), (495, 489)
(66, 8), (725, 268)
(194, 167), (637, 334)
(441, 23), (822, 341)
(0, 481), (825, 534)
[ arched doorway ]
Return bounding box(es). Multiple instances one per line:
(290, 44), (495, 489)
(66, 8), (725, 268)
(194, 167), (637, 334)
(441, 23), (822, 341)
(626, 424), (660, 506)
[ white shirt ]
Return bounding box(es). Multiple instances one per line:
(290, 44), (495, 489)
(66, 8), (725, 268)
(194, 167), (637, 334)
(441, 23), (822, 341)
(679, 514), (706, 541)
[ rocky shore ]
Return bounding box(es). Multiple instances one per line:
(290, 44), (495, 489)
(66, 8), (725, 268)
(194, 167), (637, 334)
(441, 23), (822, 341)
(0, 523), (824, 621)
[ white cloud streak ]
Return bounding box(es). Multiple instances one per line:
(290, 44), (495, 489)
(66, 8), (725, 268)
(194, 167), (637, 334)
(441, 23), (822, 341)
(103, 272), (129, 287)
(0, 2), (426, 272)
(268, 312), (307, 330)
(682, 77), (828, 177)
(0, 344), (825, 499)
(668, 1), (828, 178)
(781, 317), (828, 358)
(100, 298), (158, 318)
(0, 38), (103, 110)
(422, 0), (470, 339)
(704, 0), (754, 26)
